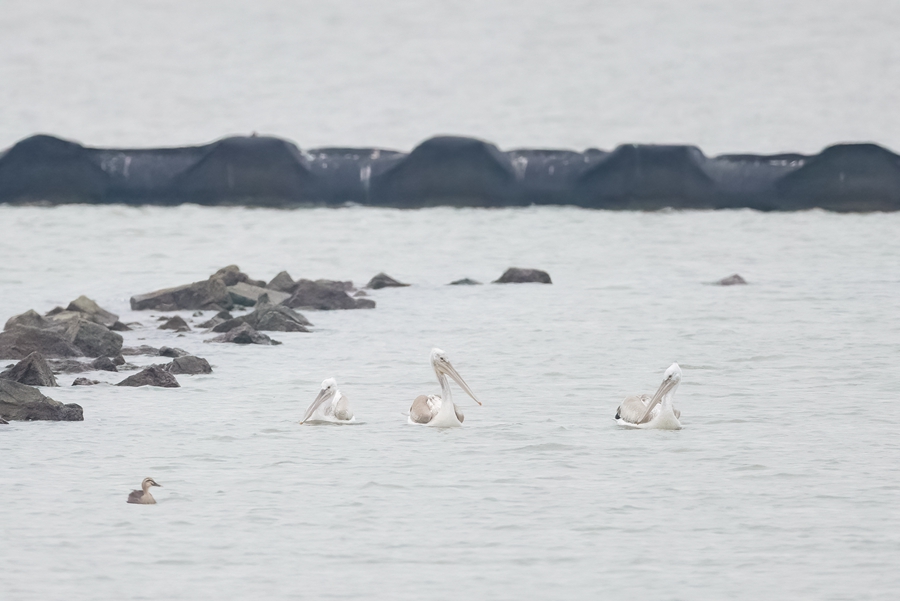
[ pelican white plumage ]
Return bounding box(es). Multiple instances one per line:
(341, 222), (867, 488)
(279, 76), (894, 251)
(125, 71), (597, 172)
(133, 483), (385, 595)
(615, 363), (683, 430)
(408, 348), (481, 427)
(301, 378), (355, 424)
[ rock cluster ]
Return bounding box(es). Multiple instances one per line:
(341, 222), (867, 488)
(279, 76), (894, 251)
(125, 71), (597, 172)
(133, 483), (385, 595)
(0, 379), (83, 421)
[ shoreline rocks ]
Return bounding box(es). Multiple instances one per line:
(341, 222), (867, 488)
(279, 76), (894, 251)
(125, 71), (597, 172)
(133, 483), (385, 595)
(0, 352), (59, 386)
(207, 323), (281, 345)
(0, 379), (84, 421)
(117, 365), (180, 388)
(366, 273), (410, 289)
(165, 355), (212, 375)
(716, 274), (748, 286)
(493, 268), (552, 284)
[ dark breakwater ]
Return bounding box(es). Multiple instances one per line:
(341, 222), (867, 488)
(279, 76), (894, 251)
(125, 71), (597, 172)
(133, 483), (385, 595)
(1, 134), (898, 211)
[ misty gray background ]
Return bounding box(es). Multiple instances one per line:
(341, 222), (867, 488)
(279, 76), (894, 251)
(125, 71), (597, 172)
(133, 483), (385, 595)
(1, 0), (898, 153)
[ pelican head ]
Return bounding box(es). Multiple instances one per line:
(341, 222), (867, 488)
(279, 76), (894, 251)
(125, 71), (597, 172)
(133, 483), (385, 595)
(143, 477), (161, 491)
(638, 363), (682, 423)
(431, 348), (481, 405)
(301, 378), (338, 424)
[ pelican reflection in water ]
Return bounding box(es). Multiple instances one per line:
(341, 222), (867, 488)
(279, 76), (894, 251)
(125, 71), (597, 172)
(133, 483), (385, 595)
(127, 477), (161, 504)
(408, 348), (481, 427)
(301, 378), (355, 424)
(615, 363), (683, 430)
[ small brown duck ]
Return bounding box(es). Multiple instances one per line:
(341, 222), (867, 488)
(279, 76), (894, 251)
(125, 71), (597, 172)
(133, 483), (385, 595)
(127, 477), (162, 504)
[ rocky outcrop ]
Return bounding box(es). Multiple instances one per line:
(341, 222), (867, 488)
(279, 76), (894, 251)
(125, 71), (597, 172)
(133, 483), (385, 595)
(284, 280), (374, 310)
(492, 268), (552, 284)
(4, 309), (52, 331)
(449, 278), (482, 285)
(130, 277), (233, 311)
(227, 282), (290, 307)
(65, 319), (123, 357)
(715, 274), (748, 286)
(0, 379), (83, 421)
(121, 345), (160, 356)
(206, 323), (281, 345)
(366, 272), (410, 289)
(0, 352), (58, 386)
(116, 365), (180, 388)
(158, 315), (191, 332)
(0, 326), (83, 359)
(210, 265), (266, 288)
(72, 377), (100, 386)
(198, 311), (233, 329)
(65, 296), (118, 328)
(266, 270), (296, 292)
(90, 356), (118, 372)
(158, 346), (189, 358)
(165, 355), (212, 375)
(212, 295), (310, 332)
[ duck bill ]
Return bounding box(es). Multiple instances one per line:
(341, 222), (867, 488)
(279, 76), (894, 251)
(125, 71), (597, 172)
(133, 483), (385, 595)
(301, 388), (333, 423)
(637, 378), (674, 424)
(443, 362), (481, 405)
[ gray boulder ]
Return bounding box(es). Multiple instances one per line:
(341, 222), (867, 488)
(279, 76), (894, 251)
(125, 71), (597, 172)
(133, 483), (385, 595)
(65, 295), (119, 328)
(90, 356), (118, 372)
(158, 346), (189, 358)
(449, 278), (482, 285)
(120, 345), (160, 356)
(130, 277), (234, 311)
(72, 378), (100, 386)
(0, 380), (83, 421)
(207, 323), (281, 345)
(165, 355), (212, 375)
(366, 272), (410, 289)
(210, 265), (266, 288)
(493, 268), (552, 284)
(715, 274), (748, 286)
(65, 318), (123, 357)
(266, 270), (296, 292)
(158, 315), (191, 332)
(0, 352), (59, 386)
(285, 280), (375, 310)
(198, 310), (234, 329)
(0, 326), (83, 359)
(117, 365), (180, 388)
(109, 321), (131, 331)
(4, 309), (52, 331)
(47, 359), (93, 374)
(227, 282), (291, 307)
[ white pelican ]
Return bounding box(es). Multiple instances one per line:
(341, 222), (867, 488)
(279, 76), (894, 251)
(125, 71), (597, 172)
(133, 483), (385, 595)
(127, 477), (161, 504)
(615, 363), (683, 430)
(301, 378), (355, 424)
(408, 348), (481, 427)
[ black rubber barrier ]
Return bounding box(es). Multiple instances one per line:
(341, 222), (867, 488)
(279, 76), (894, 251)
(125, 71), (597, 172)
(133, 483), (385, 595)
(1, 134), (898, 211)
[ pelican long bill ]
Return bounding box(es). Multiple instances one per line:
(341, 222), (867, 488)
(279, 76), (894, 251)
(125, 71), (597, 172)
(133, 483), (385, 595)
(637, 376), (676, 424)
(441, 360), (481, 406)
(302, 387), (334, 424)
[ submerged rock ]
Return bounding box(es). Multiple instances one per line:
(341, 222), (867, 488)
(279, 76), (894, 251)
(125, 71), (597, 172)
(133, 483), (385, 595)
(206, 323), (281, 345)
(0, 352), (58, 386)
(90, 356), (118, 372)
(492, 268), (552, 284)
(109, 321), (131, 331)
(165, 355), (212, 375)
(72, 377), (100, 386)
(112, 354), (125, 366)
(158, 346), (189, 358)
(715, 274), (748, 286)
(116, 365), (180, 388)
(366, 272), (410, 289)
(158, 315), (191, 332)
(0, 325), (83, 359)
(449, 278), (482, 285)
(120, 345), (160, 356)
(285, 280), (374, 310)
(0, 380), (84, 421)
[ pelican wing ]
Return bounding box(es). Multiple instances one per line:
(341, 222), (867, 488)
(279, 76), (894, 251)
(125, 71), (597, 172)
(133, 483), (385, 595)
(615, 394), (652, 424)
(333, 393), (354, 421)
(409, 395), (437, 424)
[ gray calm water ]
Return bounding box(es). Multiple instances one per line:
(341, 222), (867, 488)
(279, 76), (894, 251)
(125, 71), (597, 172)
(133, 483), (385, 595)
(1, 205), (899, 600)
